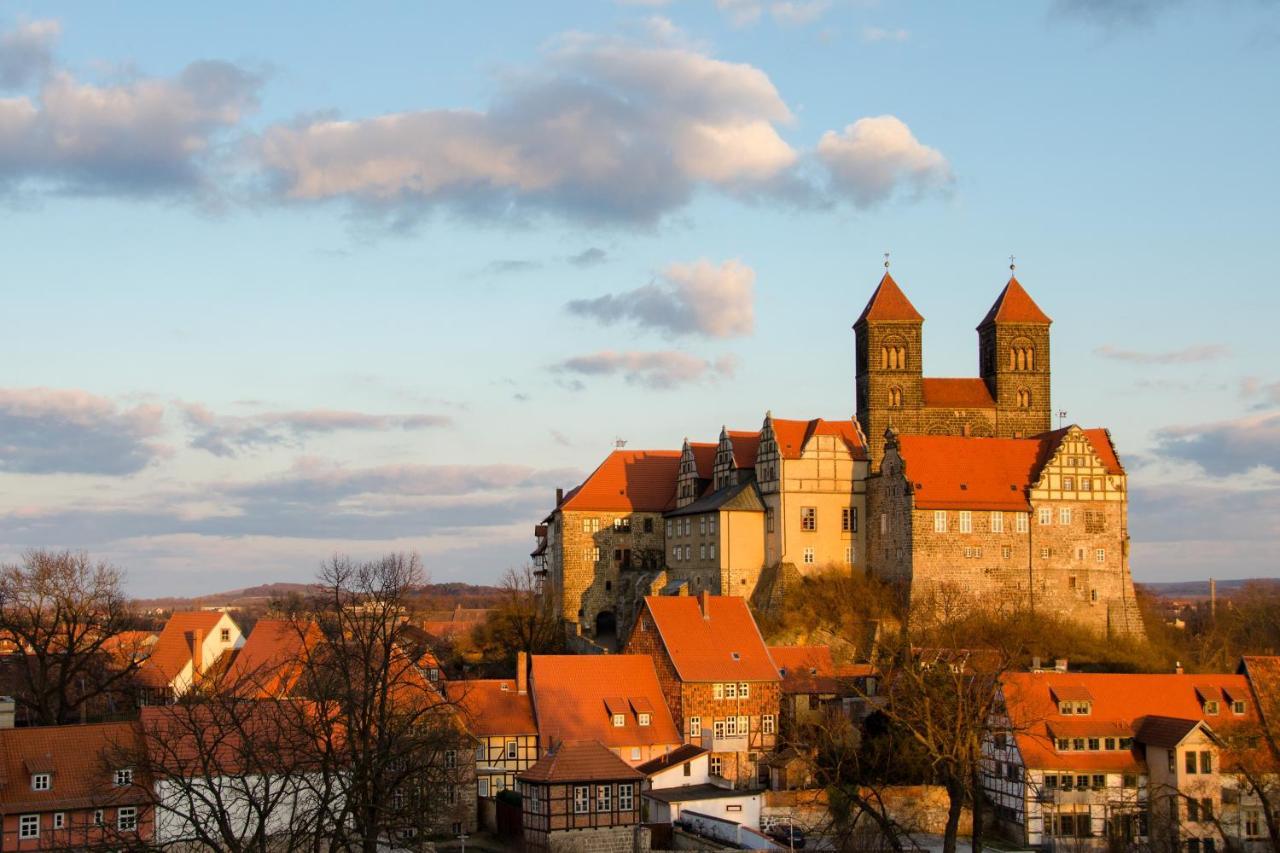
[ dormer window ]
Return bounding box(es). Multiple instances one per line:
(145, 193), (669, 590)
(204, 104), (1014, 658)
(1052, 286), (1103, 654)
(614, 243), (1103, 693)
(31, 773), (51, 791)
(1204, 700), (1220, 715)
(612, 713), (625, 728)
(220, 628), (230, 642)
(114, 768), (133, 787)
(1232, 700), (1247, 715)
(638, 713), (651, 727)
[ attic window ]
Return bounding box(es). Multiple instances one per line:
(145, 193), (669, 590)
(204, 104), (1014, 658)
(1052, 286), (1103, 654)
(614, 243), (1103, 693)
(500, 683), (510, 691)
(960, 483), (968, 490)
(31, 773), (51, 791)
(638, 713), (651, 727)
(612, 713), (626, 727)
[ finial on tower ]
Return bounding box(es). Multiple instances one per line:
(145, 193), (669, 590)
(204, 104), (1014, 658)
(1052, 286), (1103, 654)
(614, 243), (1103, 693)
(884, 251), (891, 271)
(1009, 254), (1016, 274)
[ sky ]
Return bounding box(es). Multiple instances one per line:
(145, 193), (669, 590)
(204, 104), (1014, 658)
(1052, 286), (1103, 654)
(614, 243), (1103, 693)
(0, 0), (1278, 596)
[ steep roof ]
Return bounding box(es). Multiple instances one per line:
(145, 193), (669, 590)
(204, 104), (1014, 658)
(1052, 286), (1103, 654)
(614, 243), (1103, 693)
(1033, 426), (1124, 476)
(1133, 716), (1209, 749)
(530, 655), (681, 750)
(979, 276), (1052, 326)
(1002, 672), (1260, 772)
(690, 442), (717, 479)
(635, 744), (708, 776)
(446, 679), (538, 737)
(226, 619), (322, 698)
(726, 430), (761, 468)
(138, 611), (227, 687)
(560, 450), (681, 513)
(771, 417), (866, 460)
(0, 721), (147, 811)
(1239, 655), (1280, 736)
(769, 645), (844, 695)
(518, 741), (643, 784)
(855, 273), (924, 325)
(897, 435), (1044, 511)
(665, 479), (765, 518)
(921, 378), (996, 409)
(637, 595), (779, 683)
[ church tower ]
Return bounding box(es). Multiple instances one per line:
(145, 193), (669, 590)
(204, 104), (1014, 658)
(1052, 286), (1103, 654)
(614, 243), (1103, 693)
(978, 275), (1053, 437)
(854, 272), (924, 470)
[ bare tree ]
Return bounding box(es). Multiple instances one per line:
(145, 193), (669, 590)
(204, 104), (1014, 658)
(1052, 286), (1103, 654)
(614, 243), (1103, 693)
(0, 550), (144, 725)
(470, 563), (565, 667)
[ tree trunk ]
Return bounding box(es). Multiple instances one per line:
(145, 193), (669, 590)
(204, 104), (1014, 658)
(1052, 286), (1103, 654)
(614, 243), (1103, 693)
(942, 777), (965, 853)
(970, 765), (985, 853)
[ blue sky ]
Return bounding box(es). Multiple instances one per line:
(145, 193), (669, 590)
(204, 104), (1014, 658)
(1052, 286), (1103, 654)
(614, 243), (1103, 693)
(1, 1), (1277, 595)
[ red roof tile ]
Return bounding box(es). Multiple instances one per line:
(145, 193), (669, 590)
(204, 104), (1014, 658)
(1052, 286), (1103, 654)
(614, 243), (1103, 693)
(1031, 427), (1125, 476)
(771, 418), (865, 460)
(518, 741), (644, 784)
(855, 273), (924, 324)
(726, 430), (761, 468)
(979, 277), (1052, 326)
(921, 378), (995, 409)
(226, 619), (323, 698)
(1003, 672), (1261, 772)
(769, 645), (843, 694)
(530, 655), (681, 750)
(0, 721), (147, 811)
(638, 595), (779, 683)
(897, 434), (1043, 511)
(446, 679), (537, 737)
(690, 442), (717, 479)
(560, 450), (681, 513)
(138, 611), (228, 687)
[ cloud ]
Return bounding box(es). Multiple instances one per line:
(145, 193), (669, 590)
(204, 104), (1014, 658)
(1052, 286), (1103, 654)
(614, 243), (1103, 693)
(566, 258), (755, 339)
(484, 259), (541, 274)
(816, 115), (953, 208)
(180, 404), (452, 458)
(0, 388), (166, 475)
(552, 350), (739, 389)
(1051, 0), (1184, 27)
(770, 1), (832, 26)
(1128, 483), (1280, 581)
(1239, 377), (1280, 408)
(256, 33), (800, 224)
(568, 247), (609, 268)
(0, 19), (60, 90)
(0, 57), (262, 197)
(861, 26), (910, 42)
(1094, 343), (1230, 364)
(1152, 413), (1280, 475)
(716, 0), (765, 26)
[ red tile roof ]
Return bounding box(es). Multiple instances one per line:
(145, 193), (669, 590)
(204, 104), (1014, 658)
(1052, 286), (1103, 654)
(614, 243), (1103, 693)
(726, 430), (761, 468)
(921, 378), (996, 409)
(855, 273), (924, 324)
(1240, 655), (1280, 735)
(447, 679), (537, 737)
(690, 442), (716, 479)
(1002, 672), (1261, 772)
(635, 743), (708, 776)
(897, 434), (1043, 511)
(978, 277), (1052, 326)
(226, 619), (323, 698)
(138, 701), (326, 777)
(638, 595), (779, 684)
(769, 645), (843, 694)
(518, 741), (644, 784)
(138, 611), (228, 687)
(0, 721), (147, 811)
(771, 418), (865, 460)
(530, 655), (681, 750)
(560, 450), (681, 513)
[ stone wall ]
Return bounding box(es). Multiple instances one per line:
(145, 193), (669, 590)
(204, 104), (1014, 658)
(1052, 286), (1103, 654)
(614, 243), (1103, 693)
(547, 825), (644, 853)
(556, 509), (667, 638)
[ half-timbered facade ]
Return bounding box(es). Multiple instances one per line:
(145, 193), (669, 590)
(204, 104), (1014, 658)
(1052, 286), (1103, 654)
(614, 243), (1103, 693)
(518, 742), (643, 852)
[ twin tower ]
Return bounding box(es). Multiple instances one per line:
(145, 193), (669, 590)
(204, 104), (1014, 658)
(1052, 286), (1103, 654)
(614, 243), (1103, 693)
(854, 271), (1053, 469)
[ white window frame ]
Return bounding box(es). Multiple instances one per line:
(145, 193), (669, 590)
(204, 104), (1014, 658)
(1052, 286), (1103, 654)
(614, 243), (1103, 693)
(672, 546), (680, 562)
(683, 545), (691, 560)
(19, 814), (39, 839)
(506, 738), (518, 759)
(762, 714), (775, 734)
(739, 682), (749, 698)
(597, 784), (612, 812)
(1060, 508), (1072, 525)
(801, 506), (816, 531)
(990, 512), (1003, 533)
(725, 682), (737, 699)
(638, 713), (651, 727)
(53, 812), (65, 829)
(844, 546), (853, 564)
(1016, 514), (1028, 533)
(666, 520), (673, 536)
(737, 714), (748, 734)
(1095, 548), (1106, 563)
(118, 806), (138, 831)
(880, 513), (887, 534)
(618, 783), (634, 811)
(709, 517), (717, 534)
(713, 683), (723, 699)
(699, 544), (706, 560)
(713, 720), (726, 738)
(802, 547), (814, 564)
(709, 543), (716, 560)
(934, 510), (947, 533)
(689, 715), (701, 738)
(31, 772), (51, 791)
(725, 716), (737, 736)
(574, 785), (590, 813)
(93, 809), (104, 826)
(959, 511), (972, 533)
(478, 777), (491, 798)
(710, 756), (723, 776)
(612, 713), (625, 728)
(1039, 507), (1052, 525)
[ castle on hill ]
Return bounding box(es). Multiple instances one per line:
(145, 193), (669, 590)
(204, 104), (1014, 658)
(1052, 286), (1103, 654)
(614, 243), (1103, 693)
(532, 270), (1144, 645)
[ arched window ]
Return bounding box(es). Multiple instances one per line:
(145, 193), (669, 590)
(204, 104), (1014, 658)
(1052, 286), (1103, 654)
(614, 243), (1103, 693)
(1009, 339), (1035, 372)
(881, 338), (908, 370)
(888, 386), (903, 409)
(1016, 388), (1032, 408)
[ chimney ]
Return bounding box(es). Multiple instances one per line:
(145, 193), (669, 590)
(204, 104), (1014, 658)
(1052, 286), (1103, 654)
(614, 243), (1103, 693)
(1175, 661), (1184, 675)
(699, 590), (711, 620)
(1054, 658), (1067, 673)
(517, 651), (528, 695)
(0, 696), (15, 729)
(555, 487), (564, 505)
(1209, 578), (1217, 619)
(191, 629), (206, 676)
(1031, 656), (1042, 673)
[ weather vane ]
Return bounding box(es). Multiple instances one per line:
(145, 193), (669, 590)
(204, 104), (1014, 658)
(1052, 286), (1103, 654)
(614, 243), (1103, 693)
(614, 437), (627, 448)
(1057, 410), (1067, 429)
(1009, 254), (1016, 273)
(883, 251), (890, 270)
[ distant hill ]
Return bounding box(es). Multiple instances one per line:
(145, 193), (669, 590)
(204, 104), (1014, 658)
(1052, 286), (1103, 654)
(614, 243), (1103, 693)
(134, 581), (504, 611)
(1138, 578), (1279, 601)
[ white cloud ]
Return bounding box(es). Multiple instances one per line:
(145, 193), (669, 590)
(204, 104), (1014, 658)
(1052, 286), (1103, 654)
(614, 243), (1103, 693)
(180, 404), (452, 458)
(567, 258), (755, 339)
(771, 1), (832, 26)
(1094, 343), (1230, 364)
(1152, 412), (1280, 476)
(716, 0), (765, 26)
(0, 387), (166, 475)
(816, 115), (953, 207)
(552, 350), (739, 389)
(0, 18), (60, 90)
(861, 26), (910, 42)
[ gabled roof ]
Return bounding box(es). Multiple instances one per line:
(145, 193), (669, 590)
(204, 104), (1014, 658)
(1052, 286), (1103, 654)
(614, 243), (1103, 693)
(665, 479), (765, 518)
(855, 273), (924, 325)
(446, 679), (537, 737)
(978, 276), (1052, 327)
(559, 450), (681, 513)
(921, 378), (996, 409)
(635, 744), (708, 776)
(0, 721), (147, 811)
(771, 417), (865, 460)
(637, 595), (779, 683)
(1133, 716), (1212, 749)
(1239, 655), (1280, 735)
(896, 435), (1043, 511)
(138, 611), (228, 687)
(1033, 426), (1124, 476)
(519, 741), (643, 784)
(226, 619), (323, 698)
(530, 655), (681, 750)
(688, 442), (717, 479)
(725, 430), (761, 468)
(769, 645), (842, 695)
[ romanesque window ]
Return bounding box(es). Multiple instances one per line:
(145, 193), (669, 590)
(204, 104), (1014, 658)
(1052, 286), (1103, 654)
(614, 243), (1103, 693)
(1016, 388), (1032, 408)
(888, 386), (903, 408)
(881, 339), (909, 370)
(1009, 340), (1035, 371)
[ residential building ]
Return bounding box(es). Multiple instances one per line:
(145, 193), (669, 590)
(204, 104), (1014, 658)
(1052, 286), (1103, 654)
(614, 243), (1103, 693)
(528, 655), (683, 767)
(446, 652), (539, 800)
(137, 611), (245, 702)
(0, 720), (151, 850)
(868, 425), (1144, 638)
(624, 593), (781, 787)
(986, 669), (1276, 851)
(224, 618), (323, 698)
(518, 741), (644, 853)
(769, 645), (877, 737)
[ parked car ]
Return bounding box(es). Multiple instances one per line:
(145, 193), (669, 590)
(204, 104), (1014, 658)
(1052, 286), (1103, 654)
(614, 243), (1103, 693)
(767, 824), (806, 849)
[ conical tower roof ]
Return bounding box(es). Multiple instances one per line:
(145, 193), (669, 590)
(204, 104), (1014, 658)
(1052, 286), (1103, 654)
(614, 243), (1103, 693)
(978, 276), (1052, 326)
(854, 273), (924, 325)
